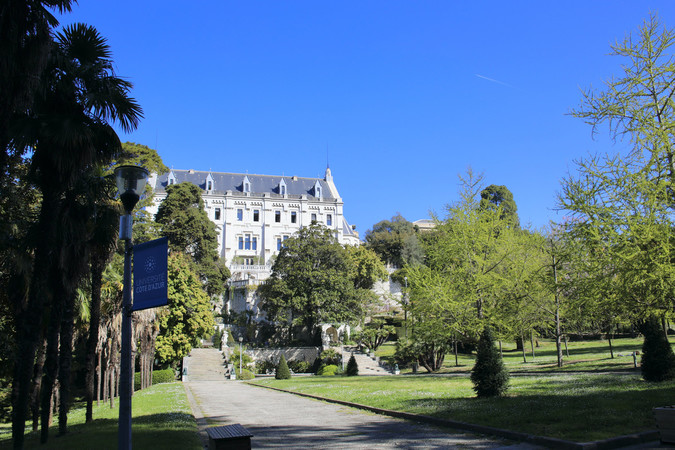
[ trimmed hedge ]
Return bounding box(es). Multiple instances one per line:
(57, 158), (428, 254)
(238, 369), (255, 380)
(317, 364), (338, 376)
(134, 369), (175, 391)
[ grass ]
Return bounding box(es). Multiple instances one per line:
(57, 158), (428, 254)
(377, 336), (663, 374)
(0, 383), (201, 450)
(249, 336), (675, 442)
(252, 372), (675, 442)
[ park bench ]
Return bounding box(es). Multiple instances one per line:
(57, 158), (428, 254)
(206, 423), (253, 450)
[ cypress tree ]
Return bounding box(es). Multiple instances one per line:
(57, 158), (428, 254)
(470, 326), (509, 397)
(346, 355), (359, 376)
(641, 316), (675, 382)
(275, 354), (291, 380)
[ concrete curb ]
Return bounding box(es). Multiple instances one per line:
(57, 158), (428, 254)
(183, 383), (210, 449)
(248, 382), (660, 449)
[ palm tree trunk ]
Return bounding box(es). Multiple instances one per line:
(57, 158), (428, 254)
(30, 338), (47, 433)
(12, 197), (59, 449)
(86, 260), (104, 422)
(40, 280), (63, 444)
(96, 350), (102, 405)
(58, 290), (76, 436)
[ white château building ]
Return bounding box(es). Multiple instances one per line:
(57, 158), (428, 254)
(147, 167), (360, 316)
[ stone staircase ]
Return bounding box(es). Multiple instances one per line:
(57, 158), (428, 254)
(342, 348), (391, 375)
(184, 348), (228, 381)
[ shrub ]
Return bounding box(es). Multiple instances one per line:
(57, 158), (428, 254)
(320, 349), (342, 366)
(275, 354), (291, 379)
(287, 360), (312, 373)
(345, 355), (359, 376)
(255, 359), (276, 374)
(238, 369), (255, 380)
(317, 364), (338, 376)
(641, 316), (675, 382)
(470, 326), (509, 398)
(229, 347), (253, 368)
(134, 368), (176, 391)
(311, 357), (323, 373)
(212, 328), (223, 350)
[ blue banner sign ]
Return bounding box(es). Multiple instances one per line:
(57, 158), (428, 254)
(133, 237), (168, 311)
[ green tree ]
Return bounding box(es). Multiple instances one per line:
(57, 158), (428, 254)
(365, 214), (424, 267)
(10, 22), (142, 446)
(353, 318), (394, 352)
(155, 253), (215, 366)
(275, 354), (291, 380)
(470, 326), (509, 397)
(258, 224), (362, 344)
(345, 355), (359, 376)
(344, 245), (388, 290)
(640, 315), (675, 382)
(559, 15), (675, 324)
(0, 0), (74, 184)
(479, 185), (520, 229)
(155, 182), (229, 296)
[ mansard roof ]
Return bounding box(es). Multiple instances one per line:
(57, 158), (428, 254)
(154, 169), (335, 200)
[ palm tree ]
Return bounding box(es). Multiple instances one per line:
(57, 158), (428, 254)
(12, 23), (141, 448)
(84, 173), (119, 423)
(0, 0), (74, 182)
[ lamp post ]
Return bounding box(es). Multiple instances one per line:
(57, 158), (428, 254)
(238, 336), (243, 376)
(340, 336), (345, 371)
(115, 165), (149, 450)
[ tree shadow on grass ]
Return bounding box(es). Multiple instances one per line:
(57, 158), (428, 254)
(399, 375), (675, 442)
(0, 413), (201, 450)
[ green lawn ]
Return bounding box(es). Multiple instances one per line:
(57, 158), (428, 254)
(252, 372), (675, 441)
(250, 336), (675, 442)
(377, 336), (662, 374)
(0, 383), (201, 450)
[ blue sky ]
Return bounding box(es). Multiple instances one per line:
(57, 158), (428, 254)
(58, 2), (675, 237)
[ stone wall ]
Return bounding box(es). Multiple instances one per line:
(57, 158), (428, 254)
(246, 347), (320, 363)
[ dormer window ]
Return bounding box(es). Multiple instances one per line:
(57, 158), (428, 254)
(206, 173), (214, 192)
(168, 170), (176, 186)
(243, 176), (251, 193)
(313, 180), (323, 199)
(279, 178), (287, 196)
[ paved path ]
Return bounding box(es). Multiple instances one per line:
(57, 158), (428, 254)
(184, 348), (539, 449)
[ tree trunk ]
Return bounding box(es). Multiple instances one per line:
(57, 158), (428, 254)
(96, 350), (102, 405)
(40, 277), (65, 444)
(86, 260), (104, 422)
(553, 254), (563, 368)
(520, 333), (527, 363)
(608, 333), (614, 359)
(58, 290), (76, 436)
(30, 338), (47, 433)
(530, 330), (535, 360)
(12, 196), (59, 449)
(454, 339), (459, 367)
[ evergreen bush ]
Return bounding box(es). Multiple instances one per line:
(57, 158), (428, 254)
(311, 357), (323, 373)
(317, 364), (338, 376)
(239, 369), (255, 380)
(345, 355), (359, 376)
(470, 326), (509, 398)
(641, 316), (675, 382)
(275, 354), (291, 379)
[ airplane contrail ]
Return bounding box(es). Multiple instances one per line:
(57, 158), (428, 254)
(475, 74), (512, 87)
